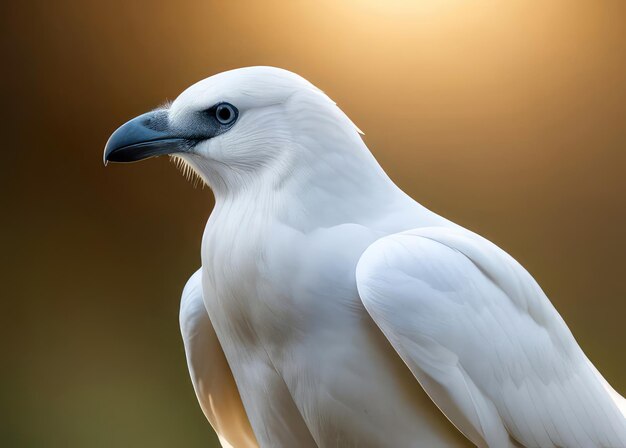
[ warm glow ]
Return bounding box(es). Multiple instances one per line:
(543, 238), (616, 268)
(3, 0), (625, 446)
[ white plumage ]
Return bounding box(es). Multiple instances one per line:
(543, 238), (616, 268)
(180, 269), (258, 448)
(357, 228), (626, 447)
(107, 67), (626, 447)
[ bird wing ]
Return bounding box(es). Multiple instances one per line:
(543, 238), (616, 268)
(180, 269), (258, 448)
(355, 227), (626, 448)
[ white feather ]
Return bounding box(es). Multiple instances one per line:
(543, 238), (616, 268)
(356, 228), (626, 447)
(159, 67), (626, 447)
(179, 270), (258, 448)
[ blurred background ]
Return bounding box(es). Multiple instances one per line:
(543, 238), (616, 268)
(1, 1), (624, 446)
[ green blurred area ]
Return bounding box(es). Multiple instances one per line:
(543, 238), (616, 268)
(0, 1), (624, 446)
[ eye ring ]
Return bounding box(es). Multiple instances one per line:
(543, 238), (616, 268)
(215, 103), (238, 125)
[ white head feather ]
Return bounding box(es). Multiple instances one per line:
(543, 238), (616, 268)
(167, 67), (376, 199)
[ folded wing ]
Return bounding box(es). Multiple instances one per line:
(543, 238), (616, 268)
(180, 269), (258, 448)
(356, 227), (626, 448)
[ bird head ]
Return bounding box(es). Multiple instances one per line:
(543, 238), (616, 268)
(104, 66), (368, 196)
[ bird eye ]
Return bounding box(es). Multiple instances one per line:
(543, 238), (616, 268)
(215, 103), (238, 125)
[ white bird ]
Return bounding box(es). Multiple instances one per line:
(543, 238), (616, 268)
(104, 67), (626, 448)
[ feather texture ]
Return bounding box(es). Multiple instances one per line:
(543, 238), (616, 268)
(356, 227), (626, 448)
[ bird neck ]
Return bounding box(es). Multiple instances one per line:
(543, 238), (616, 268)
(205, 95), (444, 232)
(208, 138), (434, 234)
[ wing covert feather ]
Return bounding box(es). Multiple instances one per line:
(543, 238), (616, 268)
(356, 227), (626, 448)
(180, 269), (258, 448)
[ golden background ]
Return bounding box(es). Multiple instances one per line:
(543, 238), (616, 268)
(1, 1), (624, 446)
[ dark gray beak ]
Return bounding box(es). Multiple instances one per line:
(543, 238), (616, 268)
(103, 110), (188, 164)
